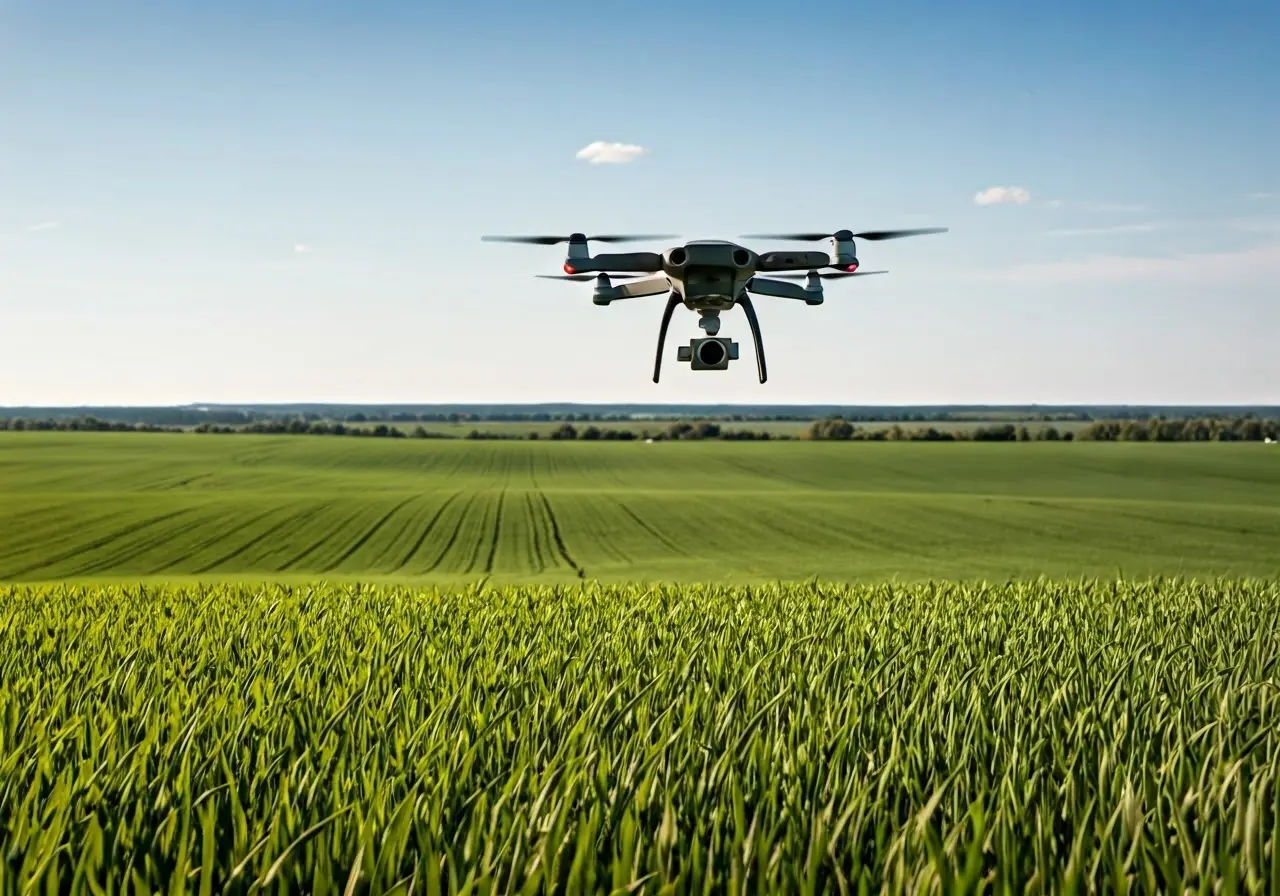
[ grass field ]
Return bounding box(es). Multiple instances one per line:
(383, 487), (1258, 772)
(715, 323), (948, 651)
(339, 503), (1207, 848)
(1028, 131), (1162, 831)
(4, 578), (1278, 891)
(4, 432), (1280, 889)
(1, 432), (1278, 584)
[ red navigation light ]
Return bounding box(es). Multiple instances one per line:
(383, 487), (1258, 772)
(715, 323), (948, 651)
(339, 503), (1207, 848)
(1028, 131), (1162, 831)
(844, 263), (859, 273)
(563, 263), (576, 274)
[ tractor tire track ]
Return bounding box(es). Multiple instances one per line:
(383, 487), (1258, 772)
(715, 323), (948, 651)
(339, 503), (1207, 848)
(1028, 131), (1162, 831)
(150, 505), (280, 573)
(523, 492), (547, 571)
(426, 493), (481, 572)
(537, 490), (584, 579)
(393, 491), (462, 571)
(323, 495), (418, 572)
(609, 496), (695, 558)
(192, 501), (331, 573)
(482, 490), (507, 573)
(5, 508), (195, 579)
(275, 504), (370, 572)
(462, 493), (498, 574)
(65, 511), (219, 576)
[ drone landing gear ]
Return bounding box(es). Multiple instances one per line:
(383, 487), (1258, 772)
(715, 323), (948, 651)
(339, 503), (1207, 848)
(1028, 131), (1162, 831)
(652, 293), (682, 383)
(738, 295), (767, 384)
(652, 295), (768, 384)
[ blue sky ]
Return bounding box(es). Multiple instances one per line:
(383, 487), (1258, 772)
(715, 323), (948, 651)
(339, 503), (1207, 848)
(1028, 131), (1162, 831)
(3, 0), (1278, 406)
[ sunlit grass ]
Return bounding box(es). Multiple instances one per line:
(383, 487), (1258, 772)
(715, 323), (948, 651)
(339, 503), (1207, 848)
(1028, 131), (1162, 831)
(3, 578), (1278, 891)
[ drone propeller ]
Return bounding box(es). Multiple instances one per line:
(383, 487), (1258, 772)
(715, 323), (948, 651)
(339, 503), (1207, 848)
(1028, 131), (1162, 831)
(482, 233), (678, 245)
(740, 227), (948, 241)
(773, 269), (889, 280)
(535, 273), (645, 281)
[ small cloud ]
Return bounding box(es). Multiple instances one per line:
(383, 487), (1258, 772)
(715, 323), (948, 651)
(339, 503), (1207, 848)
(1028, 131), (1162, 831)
(973, 186), (1031, 206)
(575, 141), (648, 164)
(26, 220), (60, 232)
(1248, 192), (1276, 201)
(293, 243), (312, 253)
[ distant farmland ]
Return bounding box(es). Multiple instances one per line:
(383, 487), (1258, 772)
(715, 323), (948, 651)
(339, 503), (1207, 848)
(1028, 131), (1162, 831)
(2, 432), (1277, 584)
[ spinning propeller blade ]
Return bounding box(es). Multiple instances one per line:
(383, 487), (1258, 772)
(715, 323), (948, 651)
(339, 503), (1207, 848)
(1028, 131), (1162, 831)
(740, 227), (948, 241)
(773, 269), (889, 280)
(482, 233), (678, 245)
(536, 273), (644, 281)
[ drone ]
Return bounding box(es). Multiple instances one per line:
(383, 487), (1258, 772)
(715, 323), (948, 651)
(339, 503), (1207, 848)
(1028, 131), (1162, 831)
(481, 227), (947, 383)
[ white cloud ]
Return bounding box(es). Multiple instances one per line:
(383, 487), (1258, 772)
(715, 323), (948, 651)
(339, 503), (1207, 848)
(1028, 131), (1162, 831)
(575, 141), (648, 164)
(293, 243), (313, 254)
(26, 220), (60, 232)
(973, 186), (1031, 206)
(1248, 192), (1276, 201)
(972, 241), (1280, 285)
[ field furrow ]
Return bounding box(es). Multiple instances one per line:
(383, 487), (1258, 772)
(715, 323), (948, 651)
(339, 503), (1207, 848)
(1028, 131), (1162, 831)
(273, 503), (375, 573)
(534, 490), (584, 577)
(2, 434), (1280, 582)
(387, 491), (463, 572)
(482, 490), (506, 573)
(521, 492), (548, 572)
(323, 495), (421, 572)
(1, 508), (196, 579)
(423, 493), (487, 573)
(189, 501), (334, 573)
(607, 495), (697, 560)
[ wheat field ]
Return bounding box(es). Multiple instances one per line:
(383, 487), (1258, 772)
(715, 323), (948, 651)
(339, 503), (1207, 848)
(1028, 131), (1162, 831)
(3, 578), (1279, 892)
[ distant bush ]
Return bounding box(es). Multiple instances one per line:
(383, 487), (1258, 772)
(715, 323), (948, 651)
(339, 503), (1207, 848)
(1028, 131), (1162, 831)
(2, 414), (1275, 443)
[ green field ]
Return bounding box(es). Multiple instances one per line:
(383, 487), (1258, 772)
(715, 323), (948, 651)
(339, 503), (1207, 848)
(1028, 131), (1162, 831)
(4, 579), (1278, 891)
(5, 432), (1280, 890)
(2, 432), (1278, 584)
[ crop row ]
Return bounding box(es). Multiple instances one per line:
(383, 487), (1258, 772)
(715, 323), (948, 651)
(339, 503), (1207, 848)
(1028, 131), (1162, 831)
(2, 578), (1278, 892)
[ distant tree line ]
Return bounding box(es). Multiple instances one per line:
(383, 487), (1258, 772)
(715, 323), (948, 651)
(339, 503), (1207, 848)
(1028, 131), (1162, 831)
(805, 416), (1280, 442)
(805, 420), (1077, 441)
(3, 414), (1278, 443)
(11, 403), (1279, 428)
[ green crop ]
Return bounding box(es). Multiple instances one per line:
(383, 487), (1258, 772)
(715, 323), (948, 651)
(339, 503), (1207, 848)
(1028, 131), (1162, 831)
(4, 434), (1280, 584)
(3, 578), (1279, 892)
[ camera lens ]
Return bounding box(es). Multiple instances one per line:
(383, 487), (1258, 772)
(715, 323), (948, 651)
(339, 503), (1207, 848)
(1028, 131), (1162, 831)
(697, 340), (726, 366)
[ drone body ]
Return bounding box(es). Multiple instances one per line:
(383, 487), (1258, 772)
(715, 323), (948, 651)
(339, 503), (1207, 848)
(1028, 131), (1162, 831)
(482, 228), (947, 383)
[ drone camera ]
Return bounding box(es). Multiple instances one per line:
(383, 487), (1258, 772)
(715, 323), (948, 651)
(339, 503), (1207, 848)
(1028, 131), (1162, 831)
(677, 337), (739, 370)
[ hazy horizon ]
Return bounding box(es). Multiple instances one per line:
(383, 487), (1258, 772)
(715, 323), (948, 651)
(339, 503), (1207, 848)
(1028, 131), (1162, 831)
(5, 0), (1277, 406)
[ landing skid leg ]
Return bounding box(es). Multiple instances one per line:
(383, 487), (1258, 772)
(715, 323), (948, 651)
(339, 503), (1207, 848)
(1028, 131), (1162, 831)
(652, 293), (682, 383)
(738, 294), (767, 383)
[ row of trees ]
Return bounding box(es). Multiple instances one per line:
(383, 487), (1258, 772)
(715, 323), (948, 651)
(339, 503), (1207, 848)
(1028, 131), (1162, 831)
(3, 415), (1278, 442)
(806, 417), (1280, 442)
(1075, 417), (1280, 442)
(805, 420), (1077, 441)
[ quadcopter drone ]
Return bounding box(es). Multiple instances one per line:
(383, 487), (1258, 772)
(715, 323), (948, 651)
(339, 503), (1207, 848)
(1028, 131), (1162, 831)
(481, 227), (947, 383)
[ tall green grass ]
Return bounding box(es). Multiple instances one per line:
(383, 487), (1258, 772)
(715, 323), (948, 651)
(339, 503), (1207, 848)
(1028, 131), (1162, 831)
(3, 579), (1278, 892)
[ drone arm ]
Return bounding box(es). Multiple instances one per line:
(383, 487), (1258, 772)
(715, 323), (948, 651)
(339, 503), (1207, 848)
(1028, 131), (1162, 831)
(604, 274), (673, 301)
(746, 276), (821, 304)
(754, 250), (831, 272)
(573, 251), (665, 274)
